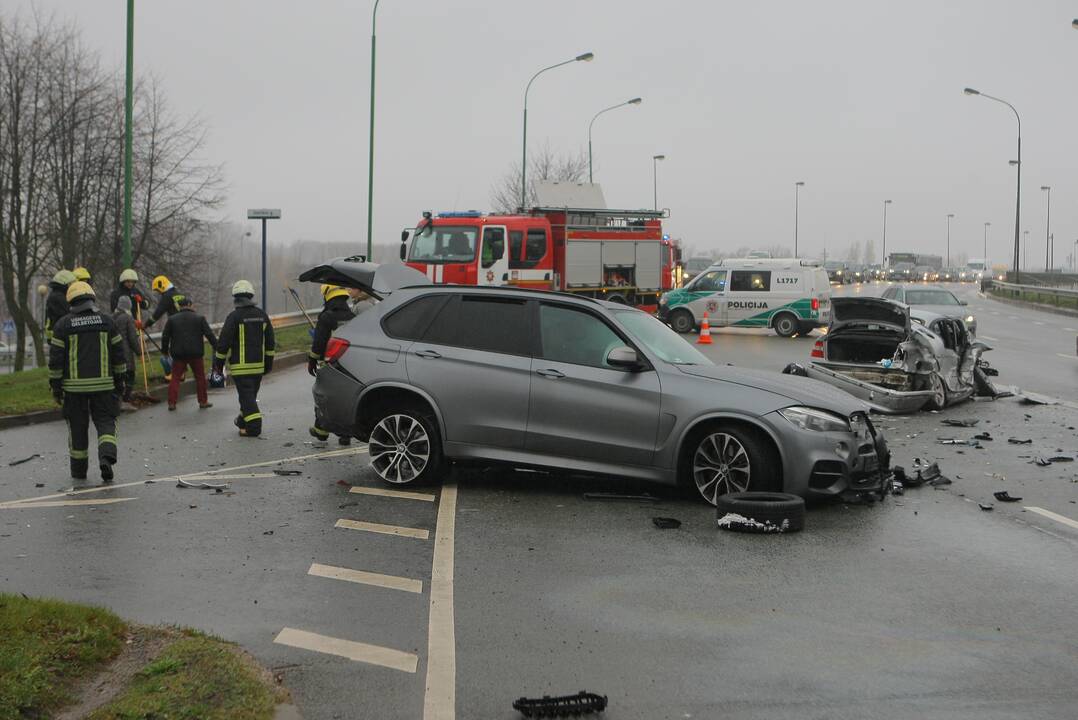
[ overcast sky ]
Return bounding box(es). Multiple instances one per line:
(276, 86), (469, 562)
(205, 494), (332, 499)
(10, 0), (1078, 268)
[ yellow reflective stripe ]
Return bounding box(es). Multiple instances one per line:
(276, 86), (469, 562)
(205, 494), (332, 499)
(307, 350), (320, 359)
(69, 334), (78, 379)
(100, 332), (108, 379)
(214, 351), (228, 360)
(62, 379), (114, 391)
(239, 323), (246, 366)
(98, 435), (117, 445)
(243, 412), (263, 422)
(50, 337), (65, 348)
(264, 350), (276, 356)
(48, 370), (63, 379)
(110, 334), (122, 344)
(112, 363), (127, 374)
(70, 449), (89, 460)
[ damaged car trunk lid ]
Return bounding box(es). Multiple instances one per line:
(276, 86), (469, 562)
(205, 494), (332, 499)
(298, 256), (430, 300)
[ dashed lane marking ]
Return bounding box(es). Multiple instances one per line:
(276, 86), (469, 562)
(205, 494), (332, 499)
(423, 482), (457, 720)
(178, 473), (277, 481)
(273, 627), (418, 673)
(1033, 321), (1045, 326)
(335, 518), (430, 540)
(308, 562), (423, 594)
(979, 335), (999, 341)
(1055, 354), (1078, 361)
(0, 497), (136, 510)
(1025, 507), (1078, 531)
(1065, 327), (1078, 333)
(349, 486), (436, 502)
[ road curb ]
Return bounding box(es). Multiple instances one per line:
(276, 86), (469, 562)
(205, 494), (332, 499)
(0, 351), (307, 431)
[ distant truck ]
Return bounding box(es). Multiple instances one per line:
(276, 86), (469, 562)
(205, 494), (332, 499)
(888, 252), (942, 270)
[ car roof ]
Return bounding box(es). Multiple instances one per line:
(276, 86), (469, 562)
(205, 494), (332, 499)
(397, 283), (604, 306)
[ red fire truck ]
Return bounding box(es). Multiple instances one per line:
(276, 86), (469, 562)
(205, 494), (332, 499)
(400, 206), (680, 311)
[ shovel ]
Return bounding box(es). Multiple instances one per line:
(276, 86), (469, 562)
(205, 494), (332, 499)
(130, 305), (161, 404)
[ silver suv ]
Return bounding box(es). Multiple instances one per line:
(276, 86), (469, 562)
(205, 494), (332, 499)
(300, 258), (889, 504)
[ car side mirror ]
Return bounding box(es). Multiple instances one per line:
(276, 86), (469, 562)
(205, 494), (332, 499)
(399, 244), (407, 261)
(401, 230), (410, 243)
(607, 346), (642, 370)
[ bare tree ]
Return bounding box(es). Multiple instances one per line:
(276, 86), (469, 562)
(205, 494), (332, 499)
(490, 143), (589, 213)
(846, 241), (862, 265)
(863, 237), (876, 265)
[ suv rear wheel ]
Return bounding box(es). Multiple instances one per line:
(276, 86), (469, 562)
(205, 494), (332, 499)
(368, 404), (444, 485)
(683, 423), (781, 505)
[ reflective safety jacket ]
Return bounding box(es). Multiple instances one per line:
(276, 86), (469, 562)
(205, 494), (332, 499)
(109, 283), (150, 314)
(309, 295), (355, 361)
(146, 286), (185, 328)
(215, 298), (275, 376)
(49, 302), (127, 394)
(45, 282), (70, 341)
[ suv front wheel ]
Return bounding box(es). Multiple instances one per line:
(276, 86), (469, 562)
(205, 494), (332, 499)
(683, 423), (781, 505)
(368, 404), (444, 485)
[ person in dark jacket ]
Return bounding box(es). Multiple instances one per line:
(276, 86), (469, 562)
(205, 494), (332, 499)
(308, 285), (355, 445)
(112, 296), (140, 401)
(141, 275), (185, 331)
(45, 269), (76, 341)
(161, 298), (217, 411)
(49, 281), (127, 481)
(108, 268), (150, 314)
(214, 280), (275, 437)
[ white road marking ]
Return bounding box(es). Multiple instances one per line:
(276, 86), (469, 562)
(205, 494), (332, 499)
(0, 497), (136, 510)
(1065, 327), (1078, 333)
(335, 518), (430, 540)
(978, 335), (999, 341)
(1055, 354), (1078, 361)
(349, 486), (436, 502)
(179, 473), (276, 481)
(423, 483), (458, 720)
(308, 562), (423, 594)
(1024, 507), (1078, 531)
(1033, 321), (1045, 326)
(273, 627), (418, 673)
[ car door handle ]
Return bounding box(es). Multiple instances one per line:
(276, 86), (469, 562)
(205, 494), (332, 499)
(414, 349), (442, 359)
(536, 368), (565, 379)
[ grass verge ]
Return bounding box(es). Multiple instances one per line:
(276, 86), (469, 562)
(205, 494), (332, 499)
(0, 323), (311, 417)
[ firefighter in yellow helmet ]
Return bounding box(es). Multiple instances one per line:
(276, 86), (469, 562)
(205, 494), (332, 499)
(140, 275), (185, 331)
(48, 282), (127, 481)
(44, 270), (77, 342)
(214, 280), (275, 437)
(308, 285), (355, 444)
(72, 267), (91, 282)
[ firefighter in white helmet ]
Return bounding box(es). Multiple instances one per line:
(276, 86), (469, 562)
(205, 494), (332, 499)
(213, 280), (275, 437)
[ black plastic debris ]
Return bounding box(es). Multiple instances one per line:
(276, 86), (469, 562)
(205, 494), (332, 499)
(652, 517), (681, 529)
(177, 479), (230, 490)
(1049, 456), (1075, 463)
(1033, 457), (1052, 467)
(937, 438), (981, 447)
(973, 432), (993, 441)
(942, 418), (980, 427)
(513, 692), (608, 718)
(979, 503), (994, 511)
(909, 459), (951, 487)
(1008, 438), (1033, 445)
(8, 454), (41, 467)
(583, 492), (658, 502)
(993, 491), (1022, 503)
(273, 469), (303, 476)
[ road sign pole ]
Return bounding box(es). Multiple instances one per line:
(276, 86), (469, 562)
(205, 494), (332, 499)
(246, 209), (280, 311)
(261, 218), (267, 311)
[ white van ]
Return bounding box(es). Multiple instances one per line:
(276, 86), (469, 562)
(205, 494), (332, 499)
(658, 258), (831, 336)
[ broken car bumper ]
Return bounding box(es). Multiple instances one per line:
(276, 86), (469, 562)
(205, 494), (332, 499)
(312, 363), (363, 438)
(801, 362), (935, 415)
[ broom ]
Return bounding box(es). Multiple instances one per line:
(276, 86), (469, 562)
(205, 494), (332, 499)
(129, 304), (161, 404)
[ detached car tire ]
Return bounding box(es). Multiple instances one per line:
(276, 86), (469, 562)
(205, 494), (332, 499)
(669, 309), (695, 334)
(716, 492), (805, 533)
(367, 403), (445, 486)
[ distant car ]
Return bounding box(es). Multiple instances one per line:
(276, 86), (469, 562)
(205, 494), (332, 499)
(880, 285), (976, 335)
(300, 257), (890, 504)
(824, 262), (850, 284)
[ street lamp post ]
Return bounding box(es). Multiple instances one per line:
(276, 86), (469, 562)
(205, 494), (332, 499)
(1041, 185), (1051, 271)
(122, 0), (134, 269)
(983, 222), (990, 267)
(247, 209), (281, 312)
(652, 155), (665, 211)
(365, 0), (382, 262)
(587, 97), (642, 183)
(964, 87), (1021, 282)
(521, 52), (594, 209)
(793, 181), (805, 257)
(946, 213), (955, 267)
(882, 199), (892, 267)
(1022, 230), (1029, 270)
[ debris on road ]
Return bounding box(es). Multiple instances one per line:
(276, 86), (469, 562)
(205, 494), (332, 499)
(993, 491), (1022, 503)
(8, 454), (41, 467)
(513, 691), (608, 718)
(651, 517), (681, 529)
(176, 479), (230, 490)
(262, 529), (274, 535)
(1017, 390), (1058, 406)
(716, 492), (805, 533)
(273, 469), (302, 476)
(583, 492), (659, 502)
(937, 438), (981, 447)
(1007, 438), (1033, 445)
(973, 432), (993, 441)
(1031, 455), (1074, 466)
(942, 418), (980, 427)
(979, 503), (994, 511)
(906, 459), (951, 487)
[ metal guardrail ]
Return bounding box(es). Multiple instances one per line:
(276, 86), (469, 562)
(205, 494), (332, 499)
(987, 280), (1078, 310)
(143, 309), (309, 343)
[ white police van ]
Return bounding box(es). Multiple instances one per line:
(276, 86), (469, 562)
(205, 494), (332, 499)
(658, 258), (831, 337)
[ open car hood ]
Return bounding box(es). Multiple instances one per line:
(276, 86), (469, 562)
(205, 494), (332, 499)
(298, 257), (430, 300)
(830, 297), (909, 332)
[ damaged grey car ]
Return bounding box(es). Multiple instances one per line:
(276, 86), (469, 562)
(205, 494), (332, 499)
(783, 297), (994, 415)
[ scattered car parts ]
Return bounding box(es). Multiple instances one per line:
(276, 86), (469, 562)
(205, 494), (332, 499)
(993, 491), (1022, 503)
(715, 492), (805, 533)
(513, 691), (608, 718)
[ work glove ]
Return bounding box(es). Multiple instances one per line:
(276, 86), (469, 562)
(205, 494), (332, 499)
(264, 356), (274, 374)
(307, 358), (318, 377)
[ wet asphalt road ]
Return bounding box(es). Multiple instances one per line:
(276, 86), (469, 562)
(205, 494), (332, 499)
(2, 290), (1078, 720)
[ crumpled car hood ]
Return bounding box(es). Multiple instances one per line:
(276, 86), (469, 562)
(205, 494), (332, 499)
(677, 363), (868, 416)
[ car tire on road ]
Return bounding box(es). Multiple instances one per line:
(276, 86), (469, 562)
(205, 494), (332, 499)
(669, 309), (695, 334)
(924, 373), (948, 411)
(716, 491), (805, 533)
(683, 423), (782, 505)
(367, 403), (444, 486)
(772, 312), (798, 337)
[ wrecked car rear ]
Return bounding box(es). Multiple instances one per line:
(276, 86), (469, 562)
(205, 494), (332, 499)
(784, 297), (993, 414)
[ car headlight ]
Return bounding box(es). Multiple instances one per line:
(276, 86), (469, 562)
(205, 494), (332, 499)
(965, 315), (974, 323)
(659, 295), (668, 306)
(778, 406), (851, 432)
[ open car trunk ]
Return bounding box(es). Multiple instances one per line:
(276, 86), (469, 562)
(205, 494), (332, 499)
(824, 329), (905, 364)
(298, 257), (430, 300)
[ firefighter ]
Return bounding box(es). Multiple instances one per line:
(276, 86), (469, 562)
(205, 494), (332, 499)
(140, 275), (185, 331)
(45, 269), (77, 342)
(214, 280), (275, 437)
(48, 281), (127, 482)
(109, 268), (150, 314)
(73, 267), (92, 283)
(308, 284), (355, 445)
(111, 296), (140, 402)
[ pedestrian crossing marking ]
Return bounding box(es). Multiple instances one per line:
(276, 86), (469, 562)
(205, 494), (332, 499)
(0, 497), (136, 510)
(335, 518), (430, 540)
(308, 562), (423, 593)
(273, 627), (418, 673)
(348, 486), (436, 502)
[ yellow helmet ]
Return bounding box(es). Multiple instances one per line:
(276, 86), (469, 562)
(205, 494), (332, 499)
(231, 279), (255, 296)
(119, 268), (138, 283)
(52, 269), (77, 286)
(152, 275), (171, 293)
(66, 281), (96, 303)
(73, 267), (91, 281)
(321, 284), (350, 302)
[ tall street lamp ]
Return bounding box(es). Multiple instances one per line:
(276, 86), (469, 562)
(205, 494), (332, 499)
(882, 199), (892, 267)
(983, 222), (990, 267)
(1022, 230), (1029, 270)
(946, 213), (955, 268)
(122, 0), (135, 269)
(365, 0), (383, 262)
(587, 97), (642, 183)
(1041, 185), (1051, 271)
(964, 87), (1021, 282)
(521, 52), (594, 209)
(793, 181), (805, 257)
(652, 155), (665, 211)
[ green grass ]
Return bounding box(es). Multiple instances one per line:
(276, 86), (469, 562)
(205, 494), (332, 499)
(87, 631), (279, 720)
(0, 322), (312, 417)
(0, 593), (127, 720)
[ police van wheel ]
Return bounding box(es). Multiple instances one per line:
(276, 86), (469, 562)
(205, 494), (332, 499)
(670, 309), (695, 334)
(773, 313), (798, 337)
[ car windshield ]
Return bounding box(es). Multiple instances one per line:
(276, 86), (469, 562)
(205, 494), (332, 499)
(905, 290), (960, 305)
(615, 310), (712, 365)
(408, 225), (478, 264)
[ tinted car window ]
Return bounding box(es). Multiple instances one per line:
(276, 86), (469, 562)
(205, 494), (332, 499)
(383, 295), (449, 340)
(539, 304), (625, 369)
(692, 270), (727, 292)
(423, 295), (532, 356)
(730, 270), (770, 291)
(524, 229), (547, 266)
(508, 230), (524, 269)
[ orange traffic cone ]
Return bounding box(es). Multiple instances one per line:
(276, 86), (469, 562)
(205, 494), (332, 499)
(697, 312), (713, 345)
